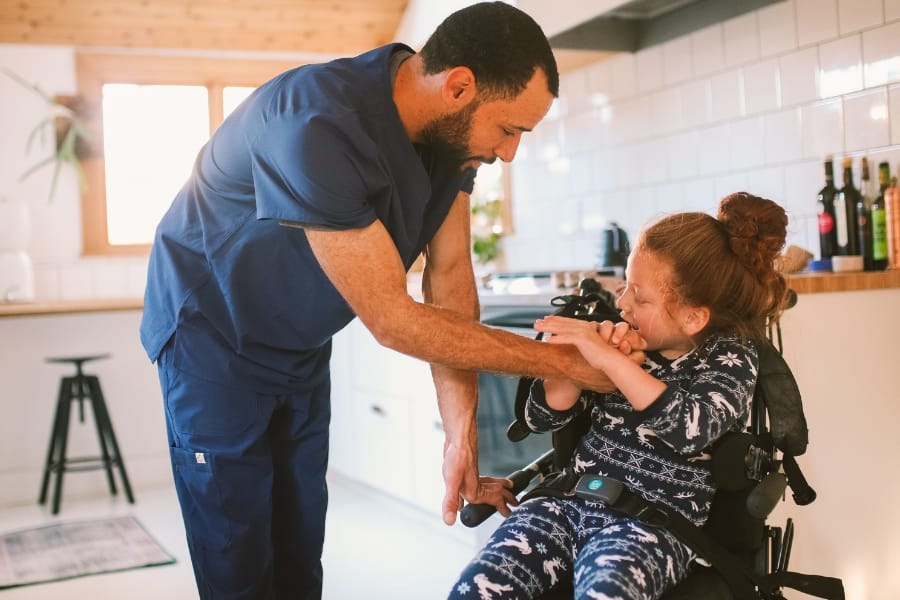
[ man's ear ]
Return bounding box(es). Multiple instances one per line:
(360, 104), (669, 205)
(682, 306), (710, 336)
(442, 66), (477, 105)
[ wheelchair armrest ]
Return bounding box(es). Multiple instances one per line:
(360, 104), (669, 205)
(460, 449), (555, 528)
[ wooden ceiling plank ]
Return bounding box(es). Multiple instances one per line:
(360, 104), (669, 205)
(5, 0), (407, 23)
(0, 24), (370, 53)
(0, 0), (405, 53)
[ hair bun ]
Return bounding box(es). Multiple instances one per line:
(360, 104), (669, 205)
(717, 192), (788, 284)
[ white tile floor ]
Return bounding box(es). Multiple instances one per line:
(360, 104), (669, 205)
(0, 474), (484, 599)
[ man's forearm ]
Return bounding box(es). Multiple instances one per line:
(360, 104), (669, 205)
(431, 364), (478, 445)
(421, 249), (481, 446)
(304, 222), (615, 391)
(381, 301), (616, 392)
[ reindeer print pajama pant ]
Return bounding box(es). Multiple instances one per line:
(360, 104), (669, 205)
(449, 496), (694, 600)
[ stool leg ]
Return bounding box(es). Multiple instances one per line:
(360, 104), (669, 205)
(50, 378), (74, 515)
(38, 377), (70, 505)
(88, 377), (135, 504)
(84, 376), (118, 496)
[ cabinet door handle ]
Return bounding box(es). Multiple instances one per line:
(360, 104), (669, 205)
(370, 404), (386, 416)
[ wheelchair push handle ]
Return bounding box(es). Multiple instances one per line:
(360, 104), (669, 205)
(460, 449), (555, 528)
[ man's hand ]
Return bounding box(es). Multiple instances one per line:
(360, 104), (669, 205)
(441, 437), (515, 525)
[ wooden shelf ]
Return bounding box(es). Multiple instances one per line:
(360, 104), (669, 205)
(0, 297), (142, 318)
(1, 270), (898, 318)
(787, 269), (900, 294)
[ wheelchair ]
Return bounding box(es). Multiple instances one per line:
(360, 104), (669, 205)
(462, 279), (845, 600)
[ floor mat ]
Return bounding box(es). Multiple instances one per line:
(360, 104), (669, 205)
(0, 515), (176, 589)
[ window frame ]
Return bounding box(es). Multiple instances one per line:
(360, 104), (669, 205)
(76, 52), (301, 255)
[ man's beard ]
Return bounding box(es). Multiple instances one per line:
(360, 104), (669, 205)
(419, 100), (481, 170)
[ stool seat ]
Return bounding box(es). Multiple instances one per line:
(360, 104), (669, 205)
(39, 353), (134, 514)
(46, 354), (111, 368)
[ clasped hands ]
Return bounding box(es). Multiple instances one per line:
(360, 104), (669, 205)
(448, 317), (646, 525)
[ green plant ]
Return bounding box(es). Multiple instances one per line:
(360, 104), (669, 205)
(472, 231), (502, 265)
(3, 69), (90, 201)
(471, 197), (504, 266)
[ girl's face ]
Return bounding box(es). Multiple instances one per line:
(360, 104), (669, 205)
(616, 250), (699, 359)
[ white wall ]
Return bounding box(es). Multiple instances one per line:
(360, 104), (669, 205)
(0, 45), (150, 302)
(504, 0), (900, 271)
(393, 0), (625, 49)
(773, 288), (900, 600)
(0, 310), (170, 508)
(393, 0), (479, 50)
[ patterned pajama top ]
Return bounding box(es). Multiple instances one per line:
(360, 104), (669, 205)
(525, 335), (758, 526)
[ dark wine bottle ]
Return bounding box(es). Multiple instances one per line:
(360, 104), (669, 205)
(835, 157), (860, 256)
(857, 157), (873, 270)
(816, 157), (837, 260)
(871, 161), (890, 270)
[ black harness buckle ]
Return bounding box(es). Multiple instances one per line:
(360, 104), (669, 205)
(574, 474), (673, 528)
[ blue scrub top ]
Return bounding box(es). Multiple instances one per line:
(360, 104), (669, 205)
(140, 44), (476, 392)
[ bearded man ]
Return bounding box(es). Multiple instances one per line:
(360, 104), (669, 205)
(141, 3), (635, 598)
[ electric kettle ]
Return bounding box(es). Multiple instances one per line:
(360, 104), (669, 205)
(596, 222), (630, 270)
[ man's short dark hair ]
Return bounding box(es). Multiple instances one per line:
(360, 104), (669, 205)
(419, 2), (559, 100)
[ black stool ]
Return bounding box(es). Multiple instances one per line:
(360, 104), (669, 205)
(39, 354), (135, 514)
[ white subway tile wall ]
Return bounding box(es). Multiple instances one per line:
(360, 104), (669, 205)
(837, 0), (883, 35)
(504, 0), (900, 271)
(778, 47), (820, 107)
(759, 1), (798, 54)
(862, 21), (900, 87)
(818, 36), (864, 98)
(844, 87), (890, 151)
(796, 0), (838, 47)
(741, 59), (780, 115)
(662, 37), (693, 86)
(724, 12), (761, 67)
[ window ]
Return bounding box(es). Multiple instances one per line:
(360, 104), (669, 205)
(470, 161), (512, 267)
(76, 53), (299, 255)
(76, 53), (516, 257)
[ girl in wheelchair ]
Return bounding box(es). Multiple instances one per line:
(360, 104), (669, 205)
(449, 192), (789, 600)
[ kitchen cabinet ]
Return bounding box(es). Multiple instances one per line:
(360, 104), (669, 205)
(327, 326), (356, 479)
(329, 318), (446, 517)
(328, 317), (509, 551)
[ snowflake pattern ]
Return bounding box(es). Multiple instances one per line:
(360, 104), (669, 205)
(715, 351), (742, 368)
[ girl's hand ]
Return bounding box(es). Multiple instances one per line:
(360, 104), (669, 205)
(536, 317), (639, 352)
(534, 316), (645, 371)
(596, 320), (638, 355)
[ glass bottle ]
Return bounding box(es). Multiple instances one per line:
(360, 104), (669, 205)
(871, 161), (890, 270)
(887, 177), (900, 270)
(816, 157), (837, 260)
(834, 157), (860, 256)
(857, 157), (873, 270)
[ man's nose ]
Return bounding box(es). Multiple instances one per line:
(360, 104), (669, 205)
(494, 133), (522, 163)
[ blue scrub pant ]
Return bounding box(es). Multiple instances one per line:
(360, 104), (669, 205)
(449, 496), (694, 599)
(157, 340), (331, 600)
